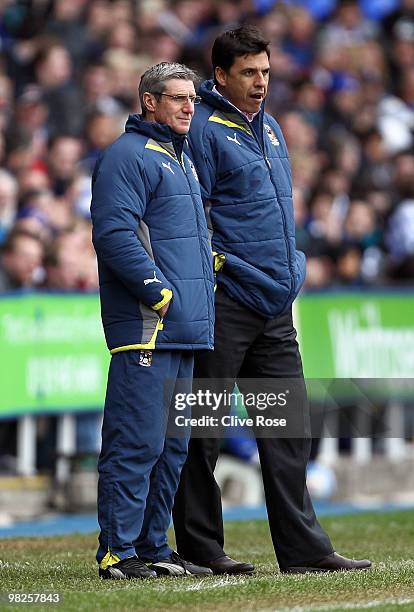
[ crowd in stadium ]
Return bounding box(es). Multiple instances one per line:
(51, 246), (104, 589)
(0, 0), (414, 470)
(0, 0), (414, 295)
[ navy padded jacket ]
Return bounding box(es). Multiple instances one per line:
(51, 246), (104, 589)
(188, 80), (306, 319)
(91, 114), (215, 353)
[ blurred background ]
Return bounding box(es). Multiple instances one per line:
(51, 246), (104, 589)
(0, 0), (414, 532)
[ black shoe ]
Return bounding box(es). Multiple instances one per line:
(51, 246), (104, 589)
(206, 555), (255, 575)
(147, 551), (213, 576)
(99, 556), (157, 579)
(282, 552), (372, 574)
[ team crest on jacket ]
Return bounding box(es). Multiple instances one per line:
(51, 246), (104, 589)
(139, 350), (153, 367)
(264, 124), (280, 146)
(188, 159), (199, 182)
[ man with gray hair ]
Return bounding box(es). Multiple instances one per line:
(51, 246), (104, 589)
(91, 62), (214, 580)
(0, 169), (18, 245)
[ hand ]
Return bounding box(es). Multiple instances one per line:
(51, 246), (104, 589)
(158, 301), (171, 319)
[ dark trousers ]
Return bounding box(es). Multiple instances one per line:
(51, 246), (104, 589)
(172, 288), (333, 569)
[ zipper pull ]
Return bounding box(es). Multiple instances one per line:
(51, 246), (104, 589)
(265, 156), (271, 168)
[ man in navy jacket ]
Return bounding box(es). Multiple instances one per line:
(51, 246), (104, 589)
(91, 62), (214, 579)
(173, 27), (372, 575)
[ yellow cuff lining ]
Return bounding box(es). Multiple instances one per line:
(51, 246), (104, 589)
(213, 252), (226, 272)
(152, 288), (173, 311)
(100, 550), (121, 570)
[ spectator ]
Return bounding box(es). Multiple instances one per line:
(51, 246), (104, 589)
(0, 228), (44, 291)
(0, 228), (44, 472)
(44, 227), (100, 464)
(19, 188), (72, 235)
(34, 41), (84, 137)
(81, 61), (122, 115)
(13, 85), (49, 161)
(0, 74), (14, 133)
(0, 169), (18, 244)
(0, 0), (411, 289)
(45, 0), (95, 74)
(46, 135), (83, 197)
(82, 111), (123, 173)
(344, 199), (380, 247)
(103, 49), (144, 110)
(319, 0), (378, 48)
(45, 227), (98, 291)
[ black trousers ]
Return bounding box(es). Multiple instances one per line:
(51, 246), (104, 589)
(172, 287), (334, 569)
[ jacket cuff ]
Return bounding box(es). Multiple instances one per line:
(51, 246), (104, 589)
(213, 251), (226, 272)
(152, 288), (173, 311)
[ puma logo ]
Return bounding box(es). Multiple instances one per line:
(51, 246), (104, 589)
(144, 271), (162, 285)
(226, 132), (241, 146)
(162, 161), (174, 174)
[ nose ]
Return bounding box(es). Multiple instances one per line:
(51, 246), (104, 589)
(255, 72), (267, 87)
(182, 98), (194, 113)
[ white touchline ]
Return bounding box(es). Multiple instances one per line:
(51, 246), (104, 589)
(277, 598), (414, 612)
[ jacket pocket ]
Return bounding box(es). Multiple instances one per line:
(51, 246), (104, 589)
(109, 304), (164, 354)
(142, 302), (166, 347)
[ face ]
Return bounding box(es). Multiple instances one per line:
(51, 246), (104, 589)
(4, 236), (43, 286)
(38, 47), (72, 87)
(144, 78), (196, 134)
(49, 137), (83, 180)
(215, 51), (270, 114)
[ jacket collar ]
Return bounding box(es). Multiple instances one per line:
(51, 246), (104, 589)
(125, 114), (187, 158)
(199, 80), (265, 124)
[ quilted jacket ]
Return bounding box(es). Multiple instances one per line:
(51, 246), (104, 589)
(188, 80), (306, 319)
(91, 114), (215, 353)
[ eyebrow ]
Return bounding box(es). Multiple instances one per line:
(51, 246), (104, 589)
(240, 67), (270, 72)
(163, 90), (196, 95)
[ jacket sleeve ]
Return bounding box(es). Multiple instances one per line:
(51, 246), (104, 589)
(91, 144), (172, 311)
(188, 122), (226, 273)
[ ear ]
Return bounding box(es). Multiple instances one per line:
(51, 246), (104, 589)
(142, 92), (156, 114)
(215, 66), (227, 87)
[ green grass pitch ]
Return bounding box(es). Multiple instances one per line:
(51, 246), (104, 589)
(1, 510), (413, 611)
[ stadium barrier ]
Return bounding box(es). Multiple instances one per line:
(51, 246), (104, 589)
(295, 291), (413, 465)
(0, 290), (413, 476)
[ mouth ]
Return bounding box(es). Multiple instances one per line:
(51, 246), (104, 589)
(250, 93), (264, 101)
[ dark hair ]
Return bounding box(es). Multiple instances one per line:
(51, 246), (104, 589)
(1, 229), (42, 255)
(212, 26), (270, 78)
